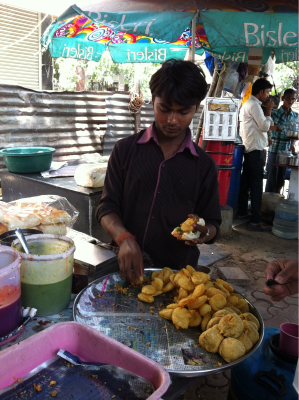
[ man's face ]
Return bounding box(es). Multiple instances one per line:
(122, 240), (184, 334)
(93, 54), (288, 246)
(283, 93), (296, 109)
(260, 89), (271, 102)
(152, 96), (199, 139)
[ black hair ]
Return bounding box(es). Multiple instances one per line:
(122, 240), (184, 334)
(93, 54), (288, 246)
(149, 59), (207, 106)
(284, 88), (297, 97)
(252, 78), (273, 96)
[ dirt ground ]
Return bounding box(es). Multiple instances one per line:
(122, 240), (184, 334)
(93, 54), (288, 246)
(215, 220), (298, 283)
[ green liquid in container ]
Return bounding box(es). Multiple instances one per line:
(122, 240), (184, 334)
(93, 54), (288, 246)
(21, 275), (72, 316)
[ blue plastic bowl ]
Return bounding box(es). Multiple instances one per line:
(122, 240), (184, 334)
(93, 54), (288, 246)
(0, 147), (55, 173)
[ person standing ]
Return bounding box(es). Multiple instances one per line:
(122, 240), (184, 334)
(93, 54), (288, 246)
(266, 89), (298, 193)
(96, 60), (221, 284)
(237, 78), (276, 231)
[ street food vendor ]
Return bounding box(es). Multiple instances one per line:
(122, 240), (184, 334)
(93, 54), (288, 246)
(96, 59), (221, 284)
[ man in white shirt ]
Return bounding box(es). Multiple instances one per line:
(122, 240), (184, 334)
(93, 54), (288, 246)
(237, 78), (275, 231)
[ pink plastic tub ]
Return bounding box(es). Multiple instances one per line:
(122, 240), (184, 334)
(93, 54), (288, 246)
(0, 321), (170, 399)
(280, 322), (299, 358)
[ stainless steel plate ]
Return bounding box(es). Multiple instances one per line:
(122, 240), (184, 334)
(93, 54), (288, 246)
(73, 269), (264, 377)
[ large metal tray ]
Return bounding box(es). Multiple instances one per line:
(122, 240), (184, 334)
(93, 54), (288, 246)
(73, 269), (264, 377)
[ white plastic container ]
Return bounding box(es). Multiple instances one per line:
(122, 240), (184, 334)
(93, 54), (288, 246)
(0, 246), (22, 337)
(13, 234), (75, 316)
(272, 193), (298, 239)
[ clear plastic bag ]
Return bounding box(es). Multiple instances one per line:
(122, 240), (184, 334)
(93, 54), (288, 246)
(0, 195), (79, 236)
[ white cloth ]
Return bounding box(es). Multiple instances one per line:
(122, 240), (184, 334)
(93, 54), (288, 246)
(240, 95), (273, 153)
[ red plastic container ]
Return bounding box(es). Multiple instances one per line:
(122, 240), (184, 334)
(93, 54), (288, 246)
(217, 167), (233, 206)
(0, 322), (170, 399)
(198, 136), (235, 153)
(207, 152), (234, 166)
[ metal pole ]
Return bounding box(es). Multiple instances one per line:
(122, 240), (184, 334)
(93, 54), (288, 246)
(191, 12), (198, 63)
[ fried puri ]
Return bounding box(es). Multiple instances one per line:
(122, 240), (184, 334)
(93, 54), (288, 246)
(199, 325), (224, 353)
(216, 279), (234, 293)
(236, 332), (253, 353)
(186, 265), (196, 275)
(172, 307), (191, 329)
(193, 283), (206, 297)
(188, 310), (202, 327)
(199, 303), (212, 316)
(219, 338), (246, 363)
(213, 309), (231, 318)
(235, 299), (250, 313)
(178, 277), (195, 292)
(243, 321), (260, 345)
(218, 314), (243, 338)
(159, 308), (173, 320)
(142, 285), (156, 295)
(242, 320), (258, 331)
(138, 293), (154, 303)
(240, 313), (260, 330)
(151, 277), (163, 291)
(191, 272), (210, 285)
(207, 316), (222, 329)
(209, 294), (227, 311)
(188, 295), (208, 310)
(201, 312), (212, 331)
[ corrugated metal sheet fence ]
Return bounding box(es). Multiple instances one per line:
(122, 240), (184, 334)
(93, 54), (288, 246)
(0, 85), (135, 169)
(0, 85), (204, 170)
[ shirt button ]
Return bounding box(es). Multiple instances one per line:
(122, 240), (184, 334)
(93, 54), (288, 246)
(157, 190), (161, 194)
(151, 216), (154, 219)
(162, 164), (165, 168)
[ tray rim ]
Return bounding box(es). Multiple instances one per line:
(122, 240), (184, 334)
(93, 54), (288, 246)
(73, 268), (265, 377)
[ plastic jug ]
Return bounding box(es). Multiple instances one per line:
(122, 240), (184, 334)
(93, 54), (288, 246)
(13, 234), (75, 316)
(272, 193), (298, 239)
(0, 246), (22, 337)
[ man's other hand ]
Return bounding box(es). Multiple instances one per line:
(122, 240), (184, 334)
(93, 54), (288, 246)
(263, 258), (298, 301)
(265, 98), (275, 111)
(118, 237), (144, 285)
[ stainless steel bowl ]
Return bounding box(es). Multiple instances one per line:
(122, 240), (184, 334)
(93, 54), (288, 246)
(0, 229), (43, 246)
(289, 156), (299, 166)
(276, 153), (291, 165)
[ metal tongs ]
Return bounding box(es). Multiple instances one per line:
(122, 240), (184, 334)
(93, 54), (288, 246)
(15, 228), (30, 254)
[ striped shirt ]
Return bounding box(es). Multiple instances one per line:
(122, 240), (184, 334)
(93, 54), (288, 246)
(96, 123), (221, 269)
(269, 106), (299, 153)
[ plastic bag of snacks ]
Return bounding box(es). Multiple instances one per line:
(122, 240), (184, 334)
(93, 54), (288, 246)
(0, 195), (79, 236)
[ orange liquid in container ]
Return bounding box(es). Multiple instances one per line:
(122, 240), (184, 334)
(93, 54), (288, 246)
(0, 247), (22, 337)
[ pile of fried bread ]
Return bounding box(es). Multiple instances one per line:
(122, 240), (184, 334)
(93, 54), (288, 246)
(137, 266), (260, 364)
(0, 200), (71, 236)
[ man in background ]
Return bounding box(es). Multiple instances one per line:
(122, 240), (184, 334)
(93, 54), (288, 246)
(237, 78), (275, 231)
(266, 89), (298, 193)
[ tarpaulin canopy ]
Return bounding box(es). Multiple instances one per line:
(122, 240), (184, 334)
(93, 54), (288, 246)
(41, 0), (298, 64)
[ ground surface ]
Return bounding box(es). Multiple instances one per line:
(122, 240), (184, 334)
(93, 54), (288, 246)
(177, 220), (298, 400)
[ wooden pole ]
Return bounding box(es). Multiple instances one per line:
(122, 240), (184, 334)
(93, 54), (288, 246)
(194, 64), (220, 146)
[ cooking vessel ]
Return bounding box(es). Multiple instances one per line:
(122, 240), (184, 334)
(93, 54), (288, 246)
(0, 229), (43, 246)
(289, 155), (299, 166)
(276, 153), (291, 165)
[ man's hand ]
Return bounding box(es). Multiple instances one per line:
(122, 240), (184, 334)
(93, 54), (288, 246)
(184, 214), (216, 246)
(265, 97), (274, 112)
(118, 237), (144, 285)
(263, 259), (298, 301)
(270, 125), (282, 132)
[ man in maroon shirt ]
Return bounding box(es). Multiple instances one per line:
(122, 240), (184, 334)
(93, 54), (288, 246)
(96, 59), (221, 284)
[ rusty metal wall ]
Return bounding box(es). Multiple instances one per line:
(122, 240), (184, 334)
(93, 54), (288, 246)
(0, 85), (134, 169)
(103, 93), (135, 156)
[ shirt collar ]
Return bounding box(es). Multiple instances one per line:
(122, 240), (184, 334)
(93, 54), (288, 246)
(250, 95), (262, 105)
(137, 123), (198, 157)
(278, 105), (296, 117)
